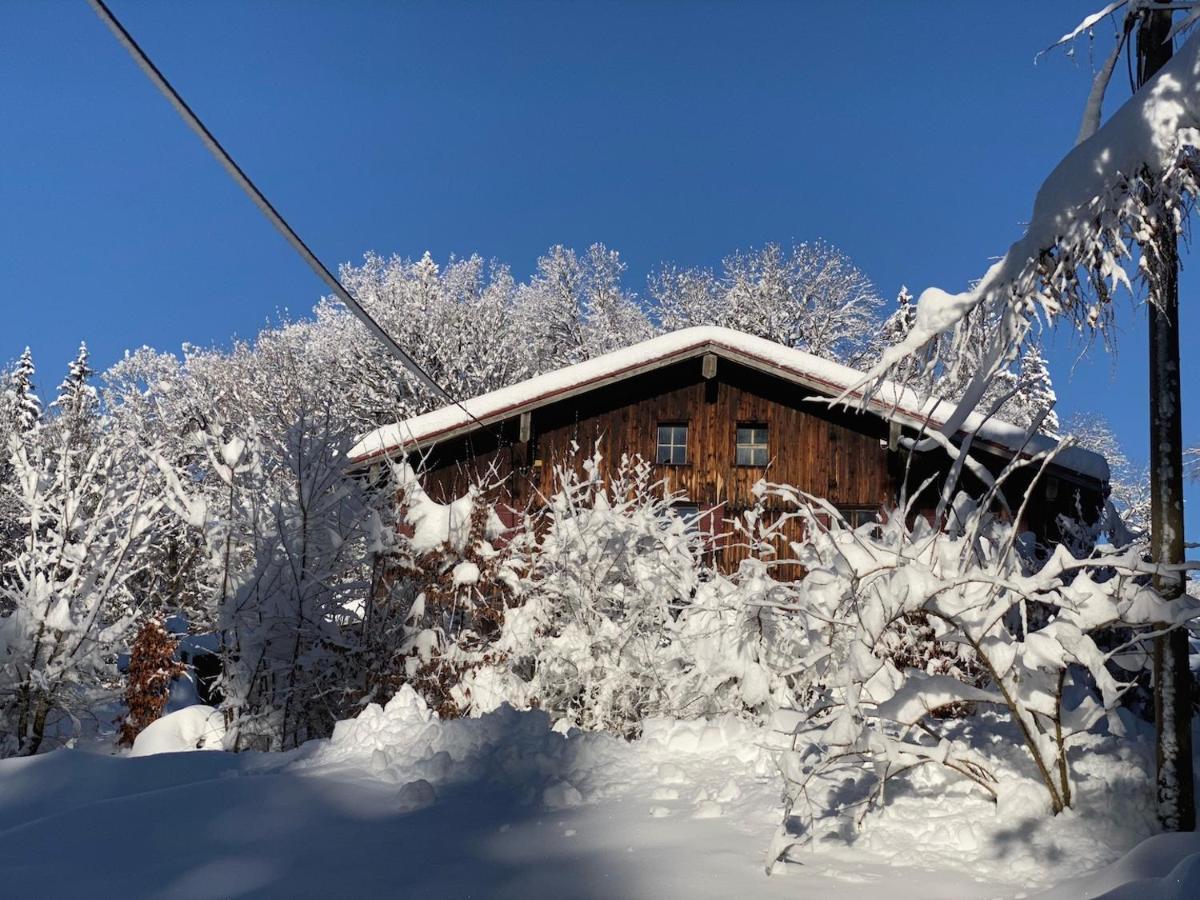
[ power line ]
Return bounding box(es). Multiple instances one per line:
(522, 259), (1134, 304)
(87, 0), (456, 405)
(88, 0), (538, 492)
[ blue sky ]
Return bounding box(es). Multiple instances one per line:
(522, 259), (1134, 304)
(3, 1), (1196, 538)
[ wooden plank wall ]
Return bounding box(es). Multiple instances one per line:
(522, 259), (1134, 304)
(399, 355), (1105, 572)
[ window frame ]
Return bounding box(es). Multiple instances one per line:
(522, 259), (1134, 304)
(734, 422), (770, 467)
(656, 422), (689, 466)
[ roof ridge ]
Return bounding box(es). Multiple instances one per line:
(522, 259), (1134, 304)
(349, 327), (1108, 483)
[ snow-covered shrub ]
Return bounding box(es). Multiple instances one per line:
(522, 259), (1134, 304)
(378, 461), (516, 718)
(759, 482), (1199, 864)
(478, 451), (708, 735)
(665, 557), (811, 720)
(384, 449), (811, 737)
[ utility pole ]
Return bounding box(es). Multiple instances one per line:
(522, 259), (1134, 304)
(1137, 6), (1195, 832)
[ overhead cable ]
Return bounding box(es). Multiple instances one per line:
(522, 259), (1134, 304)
(87, 0), (455, 404)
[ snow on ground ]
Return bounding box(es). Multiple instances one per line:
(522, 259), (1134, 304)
(129, 705), (226, 757)
(1, 691), (1197, 899)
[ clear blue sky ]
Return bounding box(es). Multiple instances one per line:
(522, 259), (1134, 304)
(3, 1), (1196, 541)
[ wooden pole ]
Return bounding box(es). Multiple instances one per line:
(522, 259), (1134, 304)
(1137, 6), (1195, 833)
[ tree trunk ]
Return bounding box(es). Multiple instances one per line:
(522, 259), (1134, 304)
(1137, 6), (1195, 833)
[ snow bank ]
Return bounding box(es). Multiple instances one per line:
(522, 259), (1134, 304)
(1039, 832), (1200, 899)
(129, 705), (226, 757)
(0, 699), (1190, 898)
(293, 687), (1170, 894)
(293, 686), (779, 816)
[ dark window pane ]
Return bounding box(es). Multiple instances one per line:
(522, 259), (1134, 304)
(751, 447), (768, 465)
(841, 509), (877, 528)
(736, 446), (752, 466)
(657, 424), (687, 465)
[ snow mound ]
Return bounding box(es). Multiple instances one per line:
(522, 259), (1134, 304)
(638, 715), (764, 759)
(294, 686), (778, 815)
(129, 705), (226, 757)
(1038, 831), (1200, 899)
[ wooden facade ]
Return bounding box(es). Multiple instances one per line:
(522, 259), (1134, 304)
(374, 352), (1107, 572)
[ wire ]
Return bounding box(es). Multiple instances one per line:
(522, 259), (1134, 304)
(87, 0), (456, 405)
(88, 0), (554, 509)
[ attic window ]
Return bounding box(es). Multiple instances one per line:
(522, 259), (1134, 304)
(736, 425), (769, 466)
(657, 424), (688, 466)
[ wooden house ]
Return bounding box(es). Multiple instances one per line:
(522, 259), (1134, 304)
(349, 327), (1109, 570)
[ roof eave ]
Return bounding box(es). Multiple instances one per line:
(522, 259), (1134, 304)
(348, 335), (1108, 487)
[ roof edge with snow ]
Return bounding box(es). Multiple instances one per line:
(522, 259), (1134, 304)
(349, 327), (1109, 483)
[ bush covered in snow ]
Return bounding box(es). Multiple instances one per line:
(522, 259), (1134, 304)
(375, 450), (809, 737)
(750, 480), (1200, 864)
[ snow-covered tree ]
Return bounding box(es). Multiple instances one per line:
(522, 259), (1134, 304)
(875, 286), (931, 390)
(513, 244), (654, 369)
(6, 348), (41, 434)
(1012, 343), (1059, 434)
(1064, 411), (1149, 544)
(50, 342), (97, 425)
(857, 6), (1200, 829)
(652, 241), (883, 366)
(220, 411), (371, 750)
(150, 406), (375, 751)
(578, 244), (656, 354)
(873, 289), (1060, 433)
(0, 427), (163, 755)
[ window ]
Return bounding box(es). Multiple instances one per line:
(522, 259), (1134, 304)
(736, 424), (769, 466)
(673, 503), (700, 518)
(840, 507), (879, 530)
(672, 503), (700, 529)
(657, 424), (688, 465)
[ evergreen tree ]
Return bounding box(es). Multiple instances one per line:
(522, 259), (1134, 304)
(876, 286), (936, 393)
(51, 341), (97, 425)
(1015, 343), (1059, 435)
(7, 348), (41, 433)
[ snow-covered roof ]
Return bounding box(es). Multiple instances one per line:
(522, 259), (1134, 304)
(349, 327), (1109, 483)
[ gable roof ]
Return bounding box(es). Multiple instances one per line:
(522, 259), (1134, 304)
(348, 326), (1109, 483)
